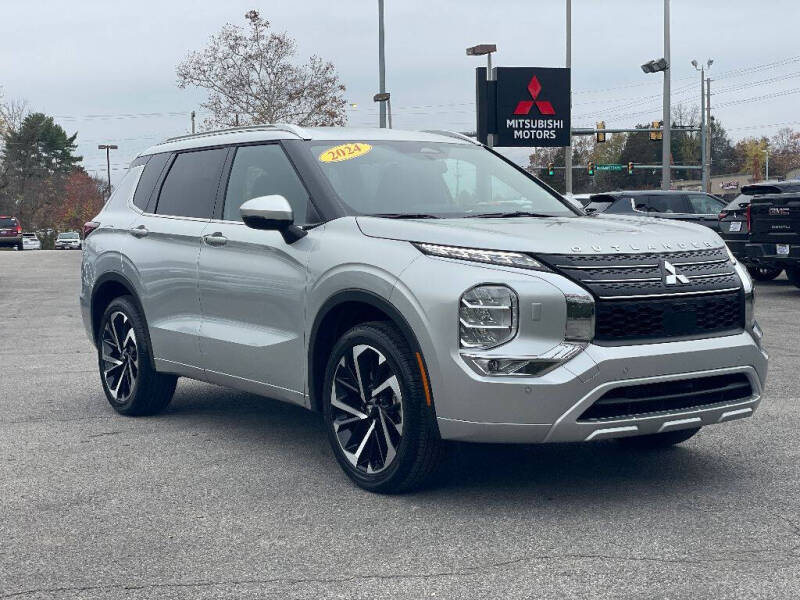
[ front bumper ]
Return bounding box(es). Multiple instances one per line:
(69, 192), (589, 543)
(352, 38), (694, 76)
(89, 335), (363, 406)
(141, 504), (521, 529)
(436, 331), (767, 444)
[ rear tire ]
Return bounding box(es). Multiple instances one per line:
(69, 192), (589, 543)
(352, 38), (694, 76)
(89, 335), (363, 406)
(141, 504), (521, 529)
(786, 266), (800, 289)
(323, 321), (443, 493)
(98, 295), (177, 416)
(615, 427), (700, 449)
(747, 265), (782, 281)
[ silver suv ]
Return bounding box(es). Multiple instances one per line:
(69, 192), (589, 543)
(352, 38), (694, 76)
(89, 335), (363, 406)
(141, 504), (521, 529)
(80, 125), (768, 493)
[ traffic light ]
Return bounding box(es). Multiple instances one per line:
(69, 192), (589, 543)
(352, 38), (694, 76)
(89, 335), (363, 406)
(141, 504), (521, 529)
(547, 162), (555, 176)
(627, 161), (634, 175)
(588, 161), (595, 176)
(649, 120), (663, 141)
(596, 121), (606, 143)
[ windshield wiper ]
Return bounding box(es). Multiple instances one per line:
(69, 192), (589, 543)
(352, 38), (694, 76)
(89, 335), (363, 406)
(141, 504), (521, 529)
(370, 213), (440, 219)
(464, 211), (555, 219)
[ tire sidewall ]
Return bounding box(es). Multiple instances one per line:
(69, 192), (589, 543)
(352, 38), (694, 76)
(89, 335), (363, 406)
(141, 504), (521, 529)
(322, 325), (428, 492)
(97, 297), (146, 413)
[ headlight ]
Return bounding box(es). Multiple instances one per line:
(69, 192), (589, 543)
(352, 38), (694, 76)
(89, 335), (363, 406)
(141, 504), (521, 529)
(415, 242), (550, 271)
(459, 285), (518, 349)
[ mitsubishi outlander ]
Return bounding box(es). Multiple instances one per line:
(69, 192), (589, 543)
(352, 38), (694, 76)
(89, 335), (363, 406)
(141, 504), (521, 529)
(80, 125), (768, 493)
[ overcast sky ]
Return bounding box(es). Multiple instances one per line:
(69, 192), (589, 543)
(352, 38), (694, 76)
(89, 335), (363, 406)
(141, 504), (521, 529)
(2, 0), (799, 183)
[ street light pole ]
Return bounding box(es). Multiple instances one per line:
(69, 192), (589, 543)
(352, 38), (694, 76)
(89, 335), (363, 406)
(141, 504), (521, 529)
(764, 147), (770, 180)
(692, 60), (707, 192)
(378, 0), (386, 128)
(662, 0), (671, 190)
(565, 0), (573, 195)
(97, 144), (118, 198)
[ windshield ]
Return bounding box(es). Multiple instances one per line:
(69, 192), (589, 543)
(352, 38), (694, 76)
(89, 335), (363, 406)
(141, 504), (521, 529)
(307, 141), (576, 218)
(58, 232), (79, 239)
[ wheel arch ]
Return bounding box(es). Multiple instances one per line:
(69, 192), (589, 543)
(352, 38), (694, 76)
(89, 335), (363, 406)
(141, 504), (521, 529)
(308, 289), (430, 413)
(90, 272), (151, 356)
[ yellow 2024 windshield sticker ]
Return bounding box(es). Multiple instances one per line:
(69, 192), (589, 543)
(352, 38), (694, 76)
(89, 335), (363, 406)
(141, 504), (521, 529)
(319, 143), (372, 163)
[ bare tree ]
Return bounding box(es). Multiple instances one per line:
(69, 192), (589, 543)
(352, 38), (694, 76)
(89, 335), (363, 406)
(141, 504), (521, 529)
(177, 10), (347, 129)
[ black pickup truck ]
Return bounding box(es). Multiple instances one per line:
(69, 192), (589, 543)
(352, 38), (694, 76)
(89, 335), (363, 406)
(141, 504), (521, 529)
(746, 186), (800, 288)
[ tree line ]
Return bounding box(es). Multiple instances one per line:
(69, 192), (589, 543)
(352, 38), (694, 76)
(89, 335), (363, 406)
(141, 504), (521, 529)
(0, 91), (105, 233)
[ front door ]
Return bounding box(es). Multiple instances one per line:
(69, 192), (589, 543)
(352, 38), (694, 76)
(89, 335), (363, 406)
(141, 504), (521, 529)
(198, 143), (314, 404)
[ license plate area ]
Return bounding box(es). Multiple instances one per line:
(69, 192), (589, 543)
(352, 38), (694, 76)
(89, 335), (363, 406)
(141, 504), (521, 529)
(777, 244), (790, 255)
(729, 221), (742, 232)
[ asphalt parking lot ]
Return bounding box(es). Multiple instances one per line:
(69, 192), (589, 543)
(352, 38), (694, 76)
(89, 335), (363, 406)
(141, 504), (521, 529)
(1, 250), (798, 599)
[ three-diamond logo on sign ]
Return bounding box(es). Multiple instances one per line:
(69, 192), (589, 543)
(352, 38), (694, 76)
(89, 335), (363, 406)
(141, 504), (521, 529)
(513, 76), (556, 116)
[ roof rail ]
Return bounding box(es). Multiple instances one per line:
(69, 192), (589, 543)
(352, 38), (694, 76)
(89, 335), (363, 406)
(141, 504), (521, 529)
(163, 123), (311, 144)
(421, 130), (482, 145)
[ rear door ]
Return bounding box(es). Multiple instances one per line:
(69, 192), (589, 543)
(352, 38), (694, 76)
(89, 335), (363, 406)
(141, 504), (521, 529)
(686, 193), (726, 231)
(123, 147), (228, 372)
(197, 143), (314, 403)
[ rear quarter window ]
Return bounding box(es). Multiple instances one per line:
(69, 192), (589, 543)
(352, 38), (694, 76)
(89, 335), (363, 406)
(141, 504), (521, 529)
(132, 153), (171, 211)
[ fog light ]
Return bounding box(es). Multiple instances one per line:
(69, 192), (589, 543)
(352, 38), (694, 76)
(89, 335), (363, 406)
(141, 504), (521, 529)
(462, 343), (586, 377)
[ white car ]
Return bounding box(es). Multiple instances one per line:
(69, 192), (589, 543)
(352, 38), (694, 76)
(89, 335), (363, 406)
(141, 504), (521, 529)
(55, 232), (82, 250)
(22, 233), (41, 250)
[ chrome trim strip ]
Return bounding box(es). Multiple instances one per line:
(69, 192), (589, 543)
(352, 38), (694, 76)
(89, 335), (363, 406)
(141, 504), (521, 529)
(657, 417), (702, 432)
(718, 407), (753, 422)
(598, 287), (741, 300)
(686, 272), (736, 280)
(671, 258), (729, 267)
(583, 277), (662, 283)
(554, 263), (659, 270)
(585, 426), (639, 441)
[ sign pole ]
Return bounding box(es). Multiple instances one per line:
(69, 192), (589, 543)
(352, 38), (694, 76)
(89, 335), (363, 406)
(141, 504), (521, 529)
(486, 52), (494, 147)
(564, 0), (572, 194)
(662, 0), (671, 190)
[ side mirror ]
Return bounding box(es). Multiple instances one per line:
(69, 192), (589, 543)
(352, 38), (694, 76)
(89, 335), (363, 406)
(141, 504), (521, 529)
(240, 195), (307, 243)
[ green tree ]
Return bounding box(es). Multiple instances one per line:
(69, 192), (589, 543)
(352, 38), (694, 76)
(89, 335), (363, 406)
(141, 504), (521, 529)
(0, 112), (81, 223)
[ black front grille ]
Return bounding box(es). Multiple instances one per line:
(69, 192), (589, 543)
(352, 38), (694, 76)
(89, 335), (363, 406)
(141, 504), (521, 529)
(594, 291), (744, 342)
(538, 247), (744, 343)
(579, 373), (753, 421)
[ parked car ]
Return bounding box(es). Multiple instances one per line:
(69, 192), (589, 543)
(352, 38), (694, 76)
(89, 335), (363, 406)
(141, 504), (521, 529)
(0, 216), (23, 250)
(22, 232), (41, 250)
(81, 125), (767, 493)
(721, 181), (800, 281)
(746, 186), (800, 288)
(55, 231), (82, 250)
(584, 190), (726, 232)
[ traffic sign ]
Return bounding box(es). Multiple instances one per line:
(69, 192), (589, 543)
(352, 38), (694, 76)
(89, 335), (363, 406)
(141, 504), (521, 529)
(596, 164), (624, 172)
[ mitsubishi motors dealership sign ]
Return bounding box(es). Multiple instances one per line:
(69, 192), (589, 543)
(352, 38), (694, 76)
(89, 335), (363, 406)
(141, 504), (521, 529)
(476, 66), (571, 147)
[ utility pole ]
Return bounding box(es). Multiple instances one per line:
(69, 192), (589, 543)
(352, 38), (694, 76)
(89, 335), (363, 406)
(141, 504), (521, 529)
(378, 0), (386, 128)
(662, 0), (671, 190)
(705, 76), (712, 190)
(191, 110), (196, 134)
(692, 59), (710, 192)
(97, 144), (118, 198)
(565, 0), (573, 195)
(764, 146), (770, 180)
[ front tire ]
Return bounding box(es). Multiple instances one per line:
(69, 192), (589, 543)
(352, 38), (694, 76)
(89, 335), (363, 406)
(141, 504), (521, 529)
(98, 296), (177, 416)
(323, 322), (443, 493)
(786, 266), (800, 289)
(615, 427), (700, 449)
(747, 265), (783, 281)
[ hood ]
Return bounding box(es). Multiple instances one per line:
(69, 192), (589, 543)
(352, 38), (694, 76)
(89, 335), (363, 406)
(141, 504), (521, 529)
(356, 214), (724, 255)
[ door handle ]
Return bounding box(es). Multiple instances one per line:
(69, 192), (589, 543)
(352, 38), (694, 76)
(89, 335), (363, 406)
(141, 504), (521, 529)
(129, 225), (149, 238)
(203, 232), (228, 246)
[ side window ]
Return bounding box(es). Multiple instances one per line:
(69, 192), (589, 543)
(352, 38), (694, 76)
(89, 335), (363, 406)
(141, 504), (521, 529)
(687, 193), (724, 214)
(155, 148), (227, 218)
(132, 153), (170, 211)
(606, 198), (635, 214)
(223, 144), (309, 223)
(643, 194), (690, 214)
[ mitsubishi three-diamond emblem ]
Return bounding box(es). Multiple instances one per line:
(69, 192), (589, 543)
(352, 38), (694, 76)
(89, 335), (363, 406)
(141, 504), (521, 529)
(663, 260), (689, 285)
